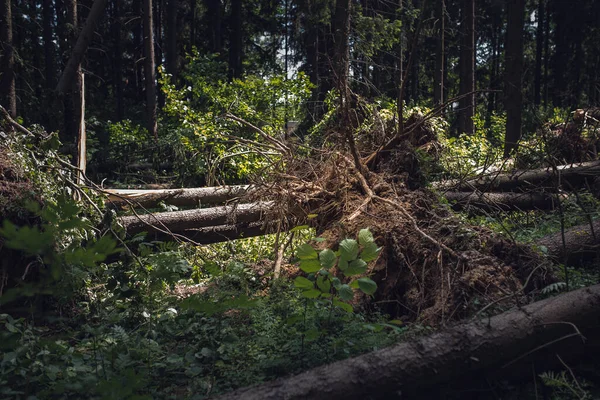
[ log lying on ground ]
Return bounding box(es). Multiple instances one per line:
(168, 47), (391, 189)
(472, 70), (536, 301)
(436, 160), (600, 192)
(140, 222), (275, 244)
(445, 191), (561, 211)
(120, 201), (272, 236)
(107, 185), (250, 208)
(537, 220), (600, 265)
(214, 284), (600, 400)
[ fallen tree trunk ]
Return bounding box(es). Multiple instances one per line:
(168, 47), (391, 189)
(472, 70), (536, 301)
(214, 284), (600, 400)
(107, 185), (250, 208)
(120, 201), (272, 236)
(445, 191), (561, 211)
(537, 220), (600, 265)
(436, 160), (600, 192)
(140, 222), (274, 244)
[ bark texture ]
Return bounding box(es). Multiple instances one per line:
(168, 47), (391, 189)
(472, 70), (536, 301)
(503, 0), (526, 157)
(107, 185), (250, 208)
(445, 191), (561, 211)
(140, 222), (273, 244)
(458, 0), (475, 135)
(435, 161), (600, 192)
(214, 284), (600, 400)
(120, 201), (272, 236)
(143, 0), (158, 139)
(55, 0), (109, 94)
(0, 0), (16, 117)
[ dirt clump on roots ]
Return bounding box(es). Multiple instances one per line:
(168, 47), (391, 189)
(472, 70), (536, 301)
(249, 122), (552, 326)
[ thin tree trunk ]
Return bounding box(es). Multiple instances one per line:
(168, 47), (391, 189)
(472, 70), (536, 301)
(534, 0), (544, 106)
(0, 0), (16, 117)
(112, 0), (124, 120)
(42, 0), (57, 89)
(543, 0), (550, 107)
(189, 0), (196, 51)
(166, 0), (178, 79)
(228, 0), (243, 80)
(205, 0), (223, 54)
(214, 284), (600, 400)
(458, 0), (475, 135)
(433, 0), (445, 106)
(76, 75), (86, 184)
(143, 0), (158, 140)
(503, 0), (525, 157)
(62, 0), (83, 150)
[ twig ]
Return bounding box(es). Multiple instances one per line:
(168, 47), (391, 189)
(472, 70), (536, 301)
(223, 113), (291, 155)
(0, 105), (35, 137)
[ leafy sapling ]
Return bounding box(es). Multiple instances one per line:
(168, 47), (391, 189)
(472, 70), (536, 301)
(293, 228), (381, 313)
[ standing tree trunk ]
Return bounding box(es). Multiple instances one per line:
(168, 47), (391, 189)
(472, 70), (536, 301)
(0, 0), (17, 117)
(205, 0), (223, 54)
(458, 0), (475, 135)
(189, 0), (196, 51)
(534, 0), (544, 106)
(42, 0), (57, 89)
(112, 0), (124, 120)
(61, 0), (83, 149)
(332, 0), (351, 120)
(143, 0), (158, 140)
(228, 0), (243, 80)
(433, 0), (445, 106)
(503, 0), (525, 157)
(56, 0), (109, 94)
(166, 0), (178, 80)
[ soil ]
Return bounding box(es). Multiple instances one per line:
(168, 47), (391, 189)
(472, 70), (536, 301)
(250, 116), (553, 325)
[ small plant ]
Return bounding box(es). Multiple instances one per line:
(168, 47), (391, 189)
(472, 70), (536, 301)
(293, 228), (381, 313)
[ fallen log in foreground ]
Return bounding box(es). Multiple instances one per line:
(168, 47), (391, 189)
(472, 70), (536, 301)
(140, 222), (274, 244)
(436, 160), (600, 192)
(537, 220), (600, 265)
(106, 185), (250, 208)
(445, 191), (561, 211)
(120, 201), (272, 236)
(214, 284), (600, 400)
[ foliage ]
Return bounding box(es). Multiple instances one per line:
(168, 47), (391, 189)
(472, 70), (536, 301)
(438, 112), (505, 178)
(539, 370), (593, 400)
(159, 53), (313, 185)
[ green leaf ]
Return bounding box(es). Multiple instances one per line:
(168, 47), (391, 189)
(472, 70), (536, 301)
(319, 249), (336, 269)
(303, 329), (320, 341)
(331, 277), (342, 290)
(333, 299), (353, 313)
(358, 278), (377, 295)
(316, 276), (331, 293)
(339, 239), (359, 261)
(338, 284), (354, 301)
(296, 243), (318, 260)
(358, 228), (374, 246)
(338, 257), (348, 271)
(361, 242), (382, 262)
(294, 276), (314, 289)
(345, 259), (368, 276)
(301, 289), (322, 299)
(388, 319), (403, 326)
(349, 280), (360, 289)
(299, 259), (321, 273)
